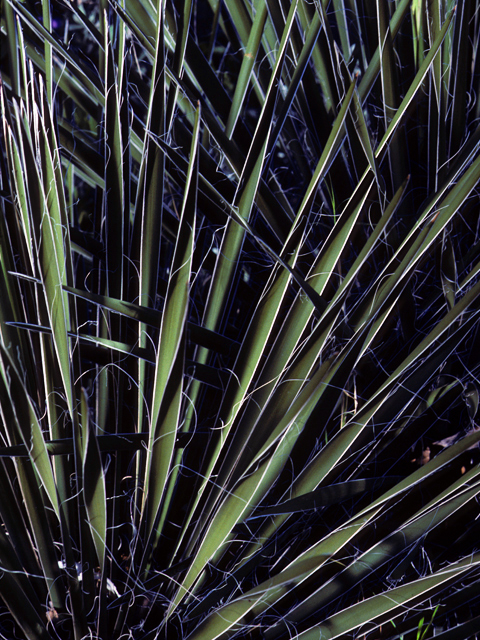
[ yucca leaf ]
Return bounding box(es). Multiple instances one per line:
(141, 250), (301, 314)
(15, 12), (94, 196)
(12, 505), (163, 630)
(21, 76), (75, 418)
(357, 0), (413, 101)
(104, 26), (127, 302)
(441, 231), (457, 309)
(4, 2), (20, 96)
(375, 6), (455, 159)
(204, 176), (405, 516)
(248, 478), (383, 517)
(9, 0), (103, 103)
(165, 0), (193, 130)
(0, 344), (65, 610)
(41, 0), (53, 105)
(2, 0), (480, 637)
(167, 417), (304, 616)
(269, 475), (480, 635)
(80, 388), (107, 571)
(0, 343), (59, 516)
(293, 554), (480, 640)
(225, 0), (268, 138)
(141, 102), (201, 541)
(447, 2), (472, 156)
(191, 419), (480, 623)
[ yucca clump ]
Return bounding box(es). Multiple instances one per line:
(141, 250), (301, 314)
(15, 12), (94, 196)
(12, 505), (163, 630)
(1, 0), (480, 638)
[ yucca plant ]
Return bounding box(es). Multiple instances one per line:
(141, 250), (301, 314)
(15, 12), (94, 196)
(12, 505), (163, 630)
(1, 0), (480, 637)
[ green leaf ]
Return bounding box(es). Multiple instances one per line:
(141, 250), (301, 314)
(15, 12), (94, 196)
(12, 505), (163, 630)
(141, 102), (201, 544)
(294, 554), (480, 640)
(0, 343), (59, 516)
(80, 389), (107, 571)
